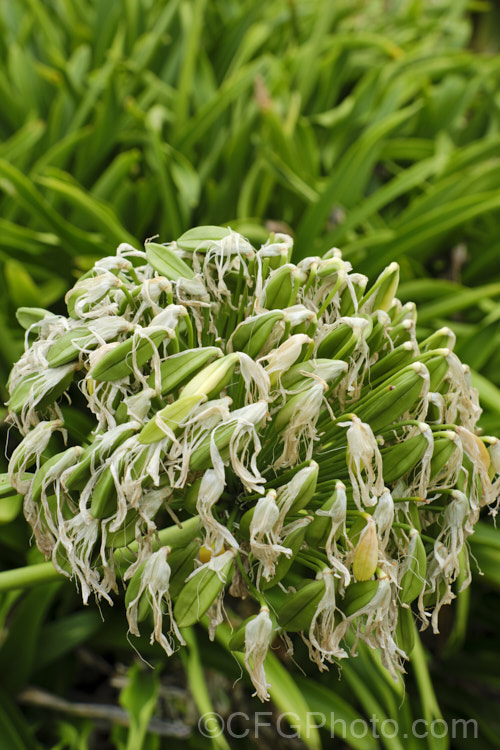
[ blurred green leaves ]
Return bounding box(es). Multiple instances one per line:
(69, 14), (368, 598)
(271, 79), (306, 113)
(0, 0), (499, 427)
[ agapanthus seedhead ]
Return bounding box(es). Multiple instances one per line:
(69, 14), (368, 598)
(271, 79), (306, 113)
(6, 225), (499, 699)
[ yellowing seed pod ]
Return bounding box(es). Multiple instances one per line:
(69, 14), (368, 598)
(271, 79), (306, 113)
(181, 353), (239, 399)
(138, 394), (203, 445)
(352, 516), (378, 581)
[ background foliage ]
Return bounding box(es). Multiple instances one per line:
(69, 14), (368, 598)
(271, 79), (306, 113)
(0, 0), (499, 748)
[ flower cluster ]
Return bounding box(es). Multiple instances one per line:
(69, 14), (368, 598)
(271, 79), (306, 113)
(7, 227), (500, 700)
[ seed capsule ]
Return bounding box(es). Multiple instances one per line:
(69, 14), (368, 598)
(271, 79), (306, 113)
(399, 529), (427, 604)
(173, 549), (235, 628)
(229, 311), (284, 358)
(146, 347), (222, 395)
(146, 241), (195, 280)
(276, 578), (326, 632)
(341, 580), (379, 617)
(138, 394), (203, 445)
(181, 353), (239, 399)
(352, 516), (378, 581)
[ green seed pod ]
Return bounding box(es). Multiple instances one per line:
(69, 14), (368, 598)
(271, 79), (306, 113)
(354, 363), (427, 433)
(7, 224), (490, 691)
(399, 529), (427, 604)
(16, 307), (56, 329)
(47, 317), (131, 368)
(65, 274), (121, 319)
(341, 580), (379, 617)
(105, 509), (140, 549)
(423, 349), (450, 392)
(281, 358), (348, 391)
(306, 483), (345, 547)
(277, 462), (319, 517)
(420, 327), (456, 353)
(381, 428), (430, 484)
(90, 465), (121, 519)
(188, 402), (267, 471)
(368, 341), (415, 384)
(274, 383), (324, 434)
(124, 561), (151, 623)
(261, 265), (306, 310)
(146, 347), (222, 395)
(173, 549), (235, 628)
(146, 241), (195, 280)
(168, 539), (201, 598)
(31, 447), (83, 504)
(229, 311), (284, 358)
(8, 364), (77, 415)
(395, 605), (415, 655)
(228, 614), (257, 652)
(339, 273), (367, 316)
(65, 423), (139, 491)
(0, 474), (26, 499)
(430, 431), (460, 480)
(360, 262), (400, 313)
(366, 311), (391, 354)
(262, 517), (312, 589)
(176, 226), (233, 252)
(89, 328), (170, 382)
(316, 318), (371, 360)
(276, 578), (326, 632)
